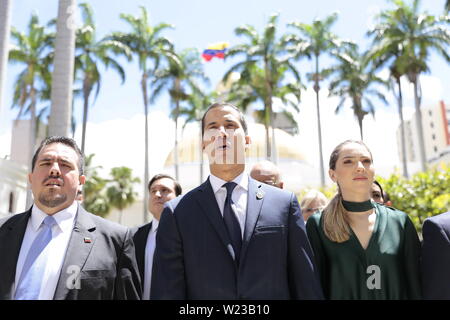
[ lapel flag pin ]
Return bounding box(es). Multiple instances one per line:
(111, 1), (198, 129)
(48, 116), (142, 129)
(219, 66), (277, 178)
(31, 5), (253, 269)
(84, 237), (92, 243)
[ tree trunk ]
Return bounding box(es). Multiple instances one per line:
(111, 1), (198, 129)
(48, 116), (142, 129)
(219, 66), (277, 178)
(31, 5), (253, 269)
(173, 80), (180, 181)
(395, 76), (409, 178)
(271, 125), (277, 164)
(141, 73), (150, 224)
(264, 58), (273, 160)
(0, 0), (12, 116)
(413, 76), (427, 172)
(264, 122), (270, 160)
(80, 79), (91, 154)
(314, 54), (325, 187)
(198, 119), (204, 184)
(358, 114), (364, 141)
(48, 0), (76, 137)
(25, 88), (38, 209)
(118, 210), (123, 224)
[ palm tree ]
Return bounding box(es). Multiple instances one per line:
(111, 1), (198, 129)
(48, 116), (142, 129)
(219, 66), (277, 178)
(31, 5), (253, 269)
(0, 0), (12, 115)
(9, 13), (54, 152)
(82, 153), (111, 217)
(109, 6), (177, 223)
(327, 45), (389, 140)
(226, 63), (302, 161)
(48, 0), (77, 137)
(75, 3), (131, 153)
(8, 12), (54, 208)
(178, 90), (217, 184)
(374, 0), (450, 171)
(287, 12), (342, 187)
(106, 166), (140, 224)
(151, 47), (209, 180)
(367, 10), (410, 177)
(224, 13), (302, 161)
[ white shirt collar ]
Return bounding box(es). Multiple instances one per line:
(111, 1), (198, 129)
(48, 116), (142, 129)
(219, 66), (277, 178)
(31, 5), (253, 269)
(31, 201), (78, 233)
(151, 218), (159, 233)
(209, 170), (249, 194)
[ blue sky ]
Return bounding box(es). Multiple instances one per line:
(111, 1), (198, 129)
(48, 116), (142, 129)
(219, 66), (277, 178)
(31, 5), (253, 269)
(1, 0), (449, 134)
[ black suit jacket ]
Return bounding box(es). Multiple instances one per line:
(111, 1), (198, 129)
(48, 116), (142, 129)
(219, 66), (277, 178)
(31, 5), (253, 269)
(132, 222), (153, 285)
(151, 177), (324, 300)
(421, 211), (450, 299)
(0, 204), (142, 300)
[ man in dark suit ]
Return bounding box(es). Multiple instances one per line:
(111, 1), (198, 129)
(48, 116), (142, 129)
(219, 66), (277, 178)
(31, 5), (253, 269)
(151, 102), (323, 300)
(421, 211), (450, 299)
(0, 136), (141, 300)
(133, 174), (182, 300)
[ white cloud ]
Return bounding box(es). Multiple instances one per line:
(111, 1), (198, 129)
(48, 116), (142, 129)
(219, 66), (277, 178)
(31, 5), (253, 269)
(74, 111), (175, 195)
(295, 74), (445, 181)
(296, 87), (400, 180)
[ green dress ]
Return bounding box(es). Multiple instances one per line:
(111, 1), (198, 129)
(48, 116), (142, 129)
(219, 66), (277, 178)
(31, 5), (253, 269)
(306, 202), (421, 300)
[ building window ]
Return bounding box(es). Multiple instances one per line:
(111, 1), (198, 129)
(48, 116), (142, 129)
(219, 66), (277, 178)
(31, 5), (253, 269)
(432, 134), (436, 140)
(430, 122), (434, 128)
(434, 146), (438, 153)
(8, 192), (15, 213)
(429, 110), (432, 116)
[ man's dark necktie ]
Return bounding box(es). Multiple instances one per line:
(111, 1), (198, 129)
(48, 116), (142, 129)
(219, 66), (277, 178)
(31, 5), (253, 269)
(222, 182), (242, 263)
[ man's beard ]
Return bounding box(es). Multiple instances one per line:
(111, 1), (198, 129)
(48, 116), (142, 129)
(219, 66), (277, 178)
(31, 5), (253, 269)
(39, 190), (67, 208)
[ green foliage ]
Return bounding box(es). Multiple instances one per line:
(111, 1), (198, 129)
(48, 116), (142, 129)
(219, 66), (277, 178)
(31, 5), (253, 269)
(82, 154), (111, 217)
(377, 164), (450, 233)
(224, 13), (302, 158)
(297, 184), (337, 203)
(82, 155), (140, 221)
(106, 166), (140, 223)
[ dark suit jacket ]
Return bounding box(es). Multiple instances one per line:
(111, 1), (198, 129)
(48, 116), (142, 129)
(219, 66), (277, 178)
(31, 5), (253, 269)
(421, 211), (450, 299)
(132, 222), (153, 285)
(0, 204), (142, 300)
(151, 177), (324, 300)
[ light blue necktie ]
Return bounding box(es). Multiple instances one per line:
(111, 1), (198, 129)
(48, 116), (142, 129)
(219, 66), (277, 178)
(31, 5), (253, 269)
(14, 215), (56, 300)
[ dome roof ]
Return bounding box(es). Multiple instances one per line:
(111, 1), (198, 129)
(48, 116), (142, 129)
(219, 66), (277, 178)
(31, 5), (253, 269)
(164, 122), (305, 167)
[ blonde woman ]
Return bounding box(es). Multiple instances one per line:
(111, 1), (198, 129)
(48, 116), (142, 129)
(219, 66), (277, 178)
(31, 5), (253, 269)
(306, 140), (421, 299)
(300, 190), (328, 222)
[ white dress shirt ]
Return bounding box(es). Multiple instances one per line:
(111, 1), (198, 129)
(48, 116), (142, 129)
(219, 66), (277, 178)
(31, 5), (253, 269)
(143, 218), (159, 300)
(209, 171), (248, 238)
(14, 202), (78, 300)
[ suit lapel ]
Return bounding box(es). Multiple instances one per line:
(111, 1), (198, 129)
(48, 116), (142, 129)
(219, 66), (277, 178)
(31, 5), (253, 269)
(0, 210), (31, 299)
(53, 205), (96, 299)
(134, 222), (152, 283)
(241, 178), (264, 259)
(196, 179), (233, 254)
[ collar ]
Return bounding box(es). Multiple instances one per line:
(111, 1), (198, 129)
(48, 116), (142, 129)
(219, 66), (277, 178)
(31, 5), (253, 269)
(151, 219), (159, 233)
(209, 171), (249, 194)
(31, 201), (78, 233)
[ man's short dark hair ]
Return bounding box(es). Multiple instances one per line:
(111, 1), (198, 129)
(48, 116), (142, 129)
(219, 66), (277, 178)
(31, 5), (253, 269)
(31, 136), (84, 175)
(148, 174), (182, 196)
(201, 102), (248, 137)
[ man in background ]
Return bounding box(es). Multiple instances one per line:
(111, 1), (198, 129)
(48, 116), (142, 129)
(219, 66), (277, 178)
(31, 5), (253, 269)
(250, 160), (284, 189)
(132, 174), (182, 300)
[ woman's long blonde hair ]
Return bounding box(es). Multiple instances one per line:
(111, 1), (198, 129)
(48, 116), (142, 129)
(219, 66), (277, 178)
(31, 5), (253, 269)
(322, 140), (373, 243)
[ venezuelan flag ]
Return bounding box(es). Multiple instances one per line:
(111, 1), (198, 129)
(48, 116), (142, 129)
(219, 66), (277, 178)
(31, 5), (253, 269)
(202, 42), (229, 61)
